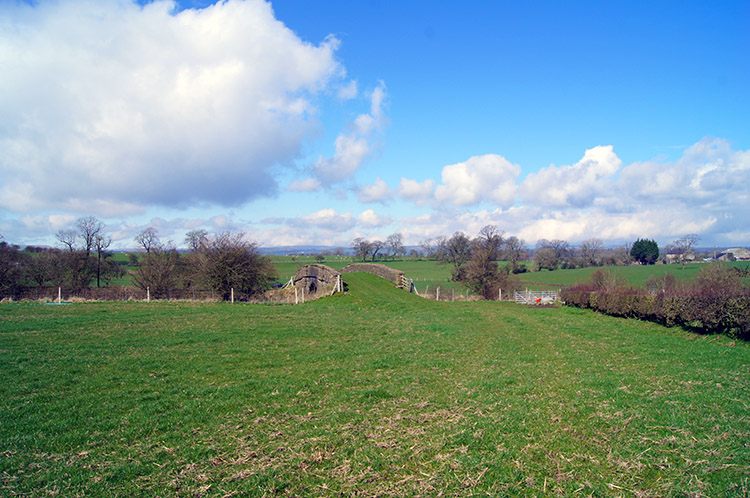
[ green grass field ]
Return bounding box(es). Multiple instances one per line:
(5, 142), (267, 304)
(2, 273), (748, 496)
(516, 261), (750, 290)
(107, 252), (748, 294)
(272, 258), (750, 294)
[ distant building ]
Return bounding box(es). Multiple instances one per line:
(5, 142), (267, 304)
(665, 251), (695, 264)
(716, 247), (750, 262)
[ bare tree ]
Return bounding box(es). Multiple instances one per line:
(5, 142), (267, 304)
(186, 232), (276, 301)
(579, 238), (604, 267)
(370, 240), (385, 261)
(535, 239), (571, 270)
(133, 243), (183, 298)
(386, 233), (405, 260)
(351, 238), (371, 262)
(456, 246), (520, 300)
(185, 229), (208, 252)
(533, 246), (559, 271)
(674, 234), (700, 269)
(76, 216), (104, 255)
(56, 229), (77, 252)
(53, 216), (107, 292)
(93, 233), (112, 287)
(503, 236), (527, 273)
(135, 227), (160, 253)
(443, 232), (473, 268)
(475, 225), (504, 261)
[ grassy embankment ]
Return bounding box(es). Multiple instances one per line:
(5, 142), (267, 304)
(2, 272), (748, 496)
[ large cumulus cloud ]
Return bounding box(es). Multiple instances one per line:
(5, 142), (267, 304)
(520, 145), (621, 207)
(434, 154), (520, 207)
(0, 0), (343, 215)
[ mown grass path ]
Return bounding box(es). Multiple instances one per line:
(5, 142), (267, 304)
(1, 273), (748, 496)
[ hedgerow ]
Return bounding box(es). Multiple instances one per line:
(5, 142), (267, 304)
(561, 265), (750, 339)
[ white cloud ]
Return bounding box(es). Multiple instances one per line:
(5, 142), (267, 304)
(520, 145), (622, 208)
(210, 215), (230, 228)
(397, 177), (435, 205)
(0, 0), (342, 214)
(357, 209), (392, 227)
(515, 206), (719, 245)
(434, 154), (520, 207)
(357, 178), (393, 203)
(288, 177), (322, 192)
(313, 81), (388, 183)
(337, 80), (358, 100)
(290, 208), (355, 231)
(617, 138), (750, 206)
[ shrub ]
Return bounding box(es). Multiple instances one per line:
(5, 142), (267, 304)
(562, 264), (750, 339)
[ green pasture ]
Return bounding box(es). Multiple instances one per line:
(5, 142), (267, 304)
(1, 273), (748, 497)
(273, 257), (750, 293)
(270, 256), (465, 294)
(517, 261), (750, 290)
(67, 253), (750, 295)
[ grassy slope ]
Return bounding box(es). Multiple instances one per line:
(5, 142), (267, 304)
(2, 274), (748, 497)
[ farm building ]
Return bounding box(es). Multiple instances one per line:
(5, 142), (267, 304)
(716, 247), (750, 261)
(664, 251), (695, 264)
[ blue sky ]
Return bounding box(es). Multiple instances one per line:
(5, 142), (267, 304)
(1, 0), (749, 249)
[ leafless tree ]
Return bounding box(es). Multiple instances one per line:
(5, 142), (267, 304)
(503, 236), (527, 273)
(370, 240), (385, 261)
(535, 239), (571, 270)
(475, 225), (504, 261)
(133, 243), (183, 298)
(56, 229), (77, 252)
(185, 229), (208, 252)
(579, 238), (604, 267)
(351, 238), (371, 262)
(135, 227), (160, 253)
(443, 232), (473, 268)
(674, 234), (700, 269)
(386, 233), (405, 260)
(94, 233), (112, 287)
(533, 246), (559, 271)
(186, 232), (276, 301)
(53, 216), (107, 291)
(76, 216), (104, 255)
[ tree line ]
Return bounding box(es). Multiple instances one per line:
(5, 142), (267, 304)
(0, 217), (276, 301)
(1, 217), (125, 298)
(0, 216), (704, 302)
(353, 230), (702, 271)
(132, 228), (276, 300)
(350, 228), (703, 300)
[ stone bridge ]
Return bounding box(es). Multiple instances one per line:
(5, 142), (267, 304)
(291, 263), (412, 296)
(341, 263), (408, 289)
(292, 264), (341, 294)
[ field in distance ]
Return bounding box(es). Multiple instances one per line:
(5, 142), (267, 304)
(271, 255), (750, 292)
(1, 273), (748, 496)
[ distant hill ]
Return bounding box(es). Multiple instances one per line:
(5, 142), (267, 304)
(257, 246), (350, 256)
